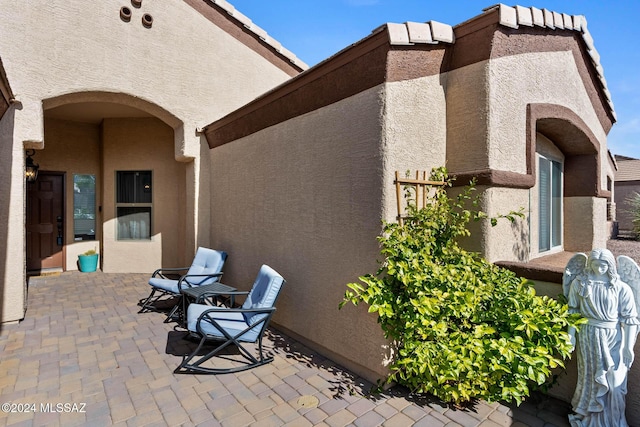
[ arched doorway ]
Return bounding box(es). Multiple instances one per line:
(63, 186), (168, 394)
(27, 92), (189, 273)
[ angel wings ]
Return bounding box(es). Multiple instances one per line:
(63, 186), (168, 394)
(618, 255), (640, 322)
(562, 249), (640, 321)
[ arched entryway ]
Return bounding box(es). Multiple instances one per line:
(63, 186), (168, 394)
(26, 91), (191, 273)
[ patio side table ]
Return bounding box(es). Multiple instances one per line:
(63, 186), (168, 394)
(180, 282), (237, 324)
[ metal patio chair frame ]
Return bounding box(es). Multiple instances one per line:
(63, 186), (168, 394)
(138, 247), (227, 323)
(174, 264), (285, 375)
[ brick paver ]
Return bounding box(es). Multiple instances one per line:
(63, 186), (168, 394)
(0, 272), (572, 426)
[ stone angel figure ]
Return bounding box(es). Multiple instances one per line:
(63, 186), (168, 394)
(563, 248), (640, 427)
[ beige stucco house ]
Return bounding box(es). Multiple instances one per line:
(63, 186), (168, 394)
(0, 0), (305, 322)
(2, 1), (634, 421)
(203, 0), (618, 373)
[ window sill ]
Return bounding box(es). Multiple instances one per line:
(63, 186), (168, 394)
(495, 252), (576, 284)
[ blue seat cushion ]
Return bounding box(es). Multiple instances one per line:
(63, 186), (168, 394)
(148, 248), (227, 294)
(187, 304), (260, 343)
(241, 265), (284, 326)
(148, 276), (211, 294)
(186, 248), (227, 286)
(148, 277), (180, 294)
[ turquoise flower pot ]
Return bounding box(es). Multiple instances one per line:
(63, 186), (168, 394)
(78, 254), (99, 272)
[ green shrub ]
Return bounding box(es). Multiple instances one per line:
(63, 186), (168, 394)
(340, 168), (582, 405)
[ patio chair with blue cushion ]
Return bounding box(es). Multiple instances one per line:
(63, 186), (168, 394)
(174, 264), (285, 374)
(138, 247), (227, 323)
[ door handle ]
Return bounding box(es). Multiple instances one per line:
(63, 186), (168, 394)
(57, 216), (63, 246)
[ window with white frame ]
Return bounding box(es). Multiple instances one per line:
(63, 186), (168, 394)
(538, 155), (562, 252)
(116, 171), (152, 240)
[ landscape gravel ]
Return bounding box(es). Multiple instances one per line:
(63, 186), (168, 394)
(608, 237), (640, 263)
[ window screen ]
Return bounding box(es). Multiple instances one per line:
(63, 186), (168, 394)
(116, 171), (152, 240)
(538, 156), (562, 252)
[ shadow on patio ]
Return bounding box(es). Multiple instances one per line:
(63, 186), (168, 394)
(0, 271), (571, 426)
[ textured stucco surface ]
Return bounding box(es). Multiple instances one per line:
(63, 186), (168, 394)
(474, 179), (608, 264)
(101, 118), (185, 273)
(380, 76), (448, 221)
(473, 186), (532, 263)
(0, 1), (292, 154)
(0, 109), (23, 323)
(447, 51), (606, 177)
(445, 60), (490, 174)
(210, 86), (388, 379)
(563, 196), (608, 253)
(447, 51), (610, 263)
(205, 47), (612, 380)
(208, 74), (448, 381)
(615, 182), (640, 233)
(0, 0), (294, 321)
(487, 51), (606, 175)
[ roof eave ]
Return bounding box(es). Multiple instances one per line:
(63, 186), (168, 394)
(493, 4), (616, 123)
(0, 56), (16, 105)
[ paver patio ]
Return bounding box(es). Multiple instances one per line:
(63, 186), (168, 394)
(0, 272), (573, 426)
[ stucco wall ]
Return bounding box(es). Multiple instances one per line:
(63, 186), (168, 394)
(0, 0), (295, 321)
(210, 86), (388, 379)
(445, 60), (490, 174)
(101, 118), (185, 273)
(447, 52), (609, 263)
(487, 51), (606, 175)
(208, 72), (448, 381)
(616, 182), (640, 233)
(471, 187), (532, 262)
(471, 186), (609, 266)
(564, 196), (608, 253)
(0, 107), (23, 323)
(381, 76), (448, 221)
(0, 0), (293, 155)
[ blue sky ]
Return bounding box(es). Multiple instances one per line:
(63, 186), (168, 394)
(228, 1), (640, 159)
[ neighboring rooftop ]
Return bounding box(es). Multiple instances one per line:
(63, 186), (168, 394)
(616, 154), (639, 162)
(616, 158), (640, 182)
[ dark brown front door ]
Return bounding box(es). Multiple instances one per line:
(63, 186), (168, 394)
(26, 172), (65, 271)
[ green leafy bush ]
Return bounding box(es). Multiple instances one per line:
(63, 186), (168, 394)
(340, 168), (581, 405)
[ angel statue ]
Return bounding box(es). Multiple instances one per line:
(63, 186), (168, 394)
(563, 248), (640, 427)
